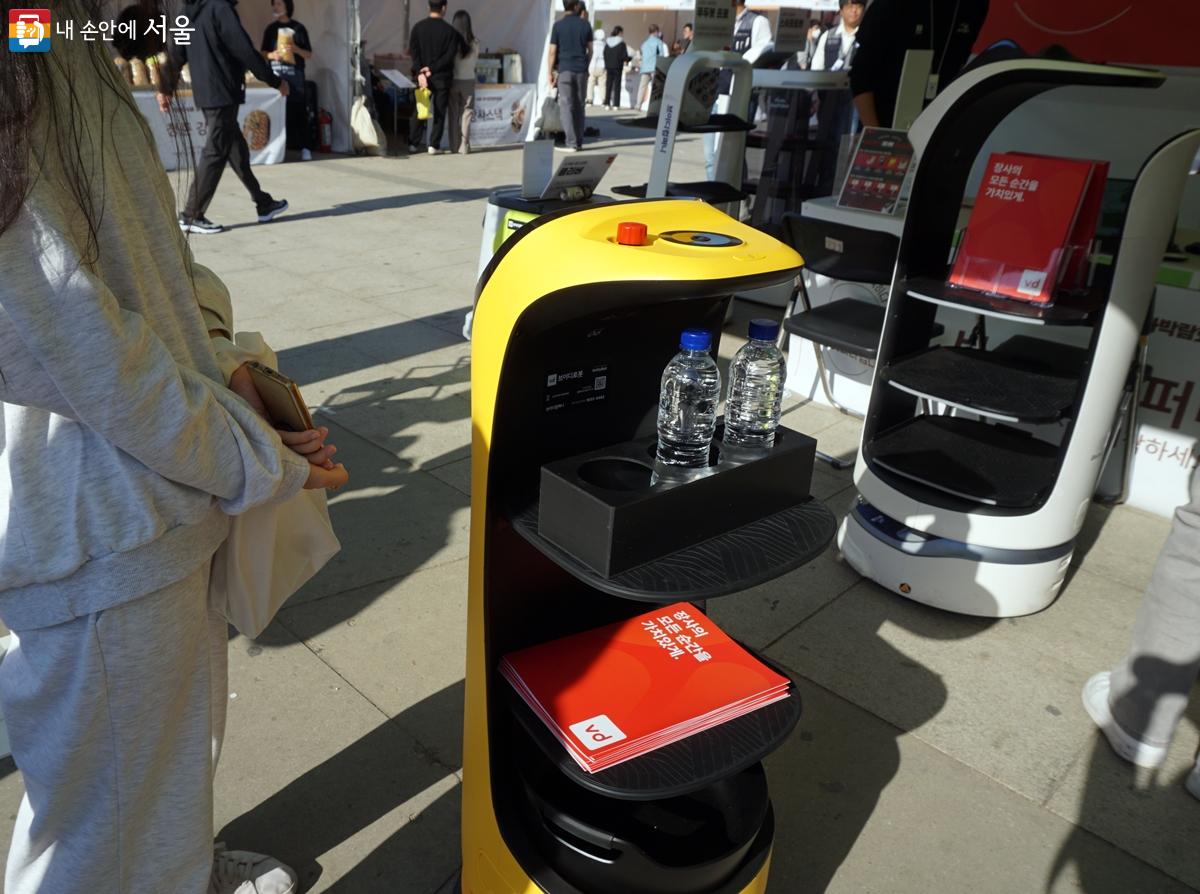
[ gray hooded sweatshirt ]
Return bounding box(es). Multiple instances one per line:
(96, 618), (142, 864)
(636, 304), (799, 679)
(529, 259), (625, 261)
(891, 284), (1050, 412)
(0, 25), (309, 630)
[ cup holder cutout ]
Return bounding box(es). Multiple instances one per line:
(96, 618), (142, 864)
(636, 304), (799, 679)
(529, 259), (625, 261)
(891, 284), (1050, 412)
(578, 458), (655, 492)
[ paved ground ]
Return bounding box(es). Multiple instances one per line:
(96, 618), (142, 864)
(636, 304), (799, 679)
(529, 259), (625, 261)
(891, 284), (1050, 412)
(2, 111), (1196, 893)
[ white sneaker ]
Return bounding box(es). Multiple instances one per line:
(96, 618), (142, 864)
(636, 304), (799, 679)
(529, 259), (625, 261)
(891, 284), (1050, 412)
(300, 148), (312, 161)
(1186, 760), (1200, 801)
(1081, 672), (1170, 769)
(209, 845), (298, 894)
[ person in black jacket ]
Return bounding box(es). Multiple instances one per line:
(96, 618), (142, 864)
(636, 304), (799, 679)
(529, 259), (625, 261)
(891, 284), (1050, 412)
(850, 0), (989, 128)
(159, 0), (290, 234)
(601, 26), (630, 110)
(409, 0), (467, 154)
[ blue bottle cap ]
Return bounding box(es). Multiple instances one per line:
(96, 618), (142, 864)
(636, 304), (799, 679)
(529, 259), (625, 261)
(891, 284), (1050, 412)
(748, 318), (779, 341)
(680, 329), (712, 351)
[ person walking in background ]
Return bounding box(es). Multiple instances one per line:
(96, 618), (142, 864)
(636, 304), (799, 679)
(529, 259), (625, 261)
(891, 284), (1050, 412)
(548, 0), (592, 152)
(637, 24), (668, 110)
(409, 0), (467, 154)
(705, 1), (772, 180)
(449, 10), (479, 154)
(679, 22), (693, 53)
(1083, 472), (1200, 801)
(586, 25), (607, 106)
(161, 0), (290, 234)
(602, 25), (631, 110)
(261, 0), (315, 161)
(2, 3), (348, 890)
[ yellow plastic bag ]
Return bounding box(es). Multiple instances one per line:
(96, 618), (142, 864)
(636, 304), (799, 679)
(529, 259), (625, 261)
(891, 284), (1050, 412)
(415, 87), (432, 120)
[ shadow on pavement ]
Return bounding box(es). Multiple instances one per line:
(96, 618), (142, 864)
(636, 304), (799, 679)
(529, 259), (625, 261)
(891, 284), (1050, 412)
(1047, 664), (1200, 894)
(766, 594), (992, 892)
(217, 681), (465, 893)
(222, 189), (492, 230)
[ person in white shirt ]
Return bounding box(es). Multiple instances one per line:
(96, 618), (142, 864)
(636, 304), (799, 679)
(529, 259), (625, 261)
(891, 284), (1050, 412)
(587, 27), (607, 105)
(705, 1), (773, 180)
(807, 0), (865, 193)
(810, 0), (864, 72)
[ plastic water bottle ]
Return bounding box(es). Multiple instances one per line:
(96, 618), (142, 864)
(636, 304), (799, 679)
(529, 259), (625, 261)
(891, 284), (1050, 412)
(655, 329), (721, 475)
(724, 319), (786, 450)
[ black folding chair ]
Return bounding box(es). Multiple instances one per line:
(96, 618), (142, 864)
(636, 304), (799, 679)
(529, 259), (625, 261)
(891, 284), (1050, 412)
(780, 213), (942, 468)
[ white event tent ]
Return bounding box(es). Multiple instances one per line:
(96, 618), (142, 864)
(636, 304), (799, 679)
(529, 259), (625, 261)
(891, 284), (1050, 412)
(232, 0), (557, 153)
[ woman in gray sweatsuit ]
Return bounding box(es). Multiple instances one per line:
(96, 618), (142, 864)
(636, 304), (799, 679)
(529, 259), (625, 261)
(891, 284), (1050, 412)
(0, 4), (345, 892)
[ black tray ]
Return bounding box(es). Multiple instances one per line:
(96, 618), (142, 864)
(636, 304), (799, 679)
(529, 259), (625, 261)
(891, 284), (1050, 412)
(904, 277), (1104, 326)
(868, 415), (1059, 508)
(882, 345), (1081, 423)
(505, 661), (801, 801)
(512, 500), (835, 602)
(536, 426), (815, 578)
(612, 181), (748, 205)
(619, 113), (753, 134)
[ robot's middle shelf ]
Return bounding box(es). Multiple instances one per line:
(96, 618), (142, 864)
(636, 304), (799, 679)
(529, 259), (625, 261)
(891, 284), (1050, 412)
(509, 500), (835, 603)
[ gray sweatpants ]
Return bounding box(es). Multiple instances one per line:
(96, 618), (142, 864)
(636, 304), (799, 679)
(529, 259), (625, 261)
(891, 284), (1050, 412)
(557, 70), (587, 150)
(0, 561), (227, 893)
(1109, 469), (1200, 746)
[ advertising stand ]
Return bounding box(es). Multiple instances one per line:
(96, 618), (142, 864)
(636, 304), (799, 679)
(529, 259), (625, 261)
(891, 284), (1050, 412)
(462, 198), (836, 894)
(837, 58), (1200, 618)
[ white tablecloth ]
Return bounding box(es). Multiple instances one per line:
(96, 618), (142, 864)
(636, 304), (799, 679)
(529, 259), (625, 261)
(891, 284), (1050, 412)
(134, 87), (287, 171)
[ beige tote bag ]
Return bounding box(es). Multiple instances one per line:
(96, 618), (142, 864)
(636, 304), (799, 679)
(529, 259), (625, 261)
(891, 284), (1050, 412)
(211, 333), (342, 638)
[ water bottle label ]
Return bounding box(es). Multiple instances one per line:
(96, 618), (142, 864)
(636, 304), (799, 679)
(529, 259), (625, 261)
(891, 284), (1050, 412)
(545, 361), (610, 414)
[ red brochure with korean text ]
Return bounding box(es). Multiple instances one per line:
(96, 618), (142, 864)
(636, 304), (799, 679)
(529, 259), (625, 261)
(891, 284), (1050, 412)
(950, 152), (1107, 303)
(500, 602), (790, 773)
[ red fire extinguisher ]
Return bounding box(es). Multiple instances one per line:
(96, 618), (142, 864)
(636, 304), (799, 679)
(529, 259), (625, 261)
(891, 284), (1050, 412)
(318, 108), (333, 154)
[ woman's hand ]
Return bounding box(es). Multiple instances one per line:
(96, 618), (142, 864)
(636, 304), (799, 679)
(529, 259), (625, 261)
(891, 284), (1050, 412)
(305, 462), (349, 491)
(280, 427), (338, 468)
(229, 362), (270, 418)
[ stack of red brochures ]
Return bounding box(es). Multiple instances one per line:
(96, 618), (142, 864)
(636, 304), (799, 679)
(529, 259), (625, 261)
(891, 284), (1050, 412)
(500, 602), (791, 774)
(950, 151), (1108, 303)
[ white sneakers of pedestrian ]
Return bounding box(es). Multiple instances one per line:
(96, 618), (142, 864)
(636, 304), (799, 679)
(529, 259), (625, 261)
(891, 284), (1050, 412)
(300, 148), (312, 161)
(1081, 672), (1170, 769)
(209, 846), (298, 894)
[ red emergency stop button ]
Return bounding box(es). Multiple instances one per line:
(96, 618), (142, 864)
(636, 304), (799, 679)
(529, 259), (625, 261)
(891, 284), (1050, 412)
(616, 221), (648, 246)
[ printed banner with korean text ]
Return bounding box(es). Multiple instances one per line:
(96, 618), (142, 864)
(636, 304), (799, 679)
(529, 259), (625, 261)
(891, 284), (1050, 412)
(470, 83), (537, 148)
(135, 88), (286, 171)
(1128, 281), (1200, 518)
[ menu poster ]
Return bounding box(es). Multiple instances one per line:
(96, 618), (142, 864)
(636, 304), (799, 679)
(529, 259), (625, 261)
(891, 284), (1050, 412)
(691, 0), (735, 53)
(836, 127), (914, 215)
(775, 7), (809, 55)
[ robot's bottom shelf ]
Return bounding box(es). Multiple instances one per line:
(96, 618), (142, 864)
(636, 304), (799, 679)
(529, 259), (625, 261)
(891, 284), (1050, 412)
(507, 710), (777, 894)
(838, 502), (1074, 618)
(868, 415), (1059, 508)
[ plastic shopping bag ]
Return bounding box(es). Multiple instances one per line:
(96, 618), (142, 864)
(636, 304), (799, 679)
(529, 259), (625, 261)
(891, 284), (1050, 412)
(415, 86), (432, 120)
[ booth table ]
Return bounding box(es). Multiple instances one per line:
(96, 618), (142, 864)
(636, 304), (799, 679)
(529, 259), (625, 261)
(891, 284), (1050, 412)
(133, 87), (287, 171)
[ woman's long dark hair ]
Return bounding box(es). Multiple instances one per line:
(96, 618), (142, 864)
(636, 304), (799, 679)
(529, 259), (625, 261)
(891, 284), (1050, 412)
(452, 10), (474, 55)
(0, 0), (186, 262)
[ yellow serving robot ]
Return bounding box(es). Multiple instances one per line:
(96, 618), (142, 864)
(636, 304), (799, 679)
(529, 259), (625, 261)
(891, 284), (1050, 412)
(463, 198), (834, 894)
